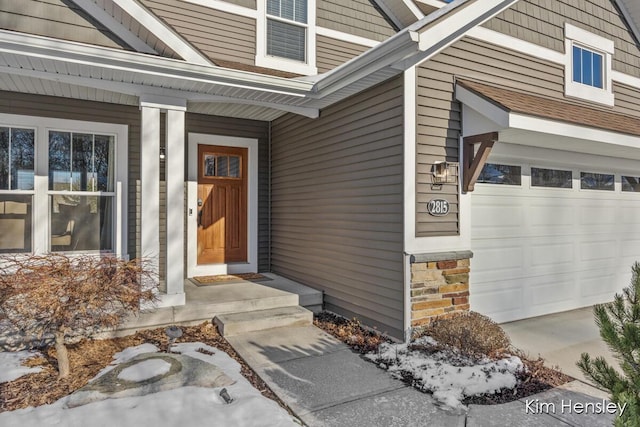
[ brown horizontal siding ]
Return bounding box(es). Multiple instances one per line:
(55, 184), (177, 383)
(316, 35), (369, 74)
(0, 0), (127, 49)
(271, 76), (404, 338)
(483, 0), (640, 78)
(317, 0), (395, 42)
(140, 0), (255, 65)
(186, 113), (270, 272)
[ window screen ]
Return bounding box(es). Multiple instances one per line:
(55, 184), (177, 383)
(266, 0), (307, 62)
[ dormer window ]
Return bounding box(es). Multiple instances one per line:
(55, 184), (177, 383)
(572, 45), (603, 89)
(256, 0), (317, 75)
(564, 23), (614, 106)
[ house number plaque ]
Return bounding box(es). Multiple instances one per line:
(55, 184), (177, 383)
(427, 199), (450, 217)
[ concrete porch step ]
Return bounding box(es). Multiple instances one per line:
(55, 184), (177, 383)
(214, 306), (313, 337)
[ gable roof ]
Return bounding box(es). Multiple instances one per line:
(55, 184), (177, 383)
(616, 0), (640, 44)
(457, 79), (640, 137)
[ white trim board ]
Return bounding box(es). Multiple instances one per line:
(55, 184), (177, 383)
(110, 0), (212, 66)
(69, 0), (158, 54)
(186, 133), (259, 277)
(403, 66), (471, 255)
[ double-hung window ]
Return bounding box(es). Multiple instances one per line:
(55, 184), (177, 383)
(564, 23), (614, 106)
(267, 0), (307, 62)
(0, 127), (35, 253)
(257, 0), (317, 75)
(0, 113), (127, 257)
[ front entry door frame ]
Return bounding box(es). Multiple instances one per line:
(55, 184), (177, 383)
(187, 133), (258, 277)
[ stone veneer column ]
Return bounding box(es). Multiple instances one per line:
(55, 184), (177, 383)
(410, 251), (473, 327)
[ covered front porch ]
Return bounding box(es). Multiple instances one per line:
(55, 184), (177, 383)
(119, 273), (323, 336)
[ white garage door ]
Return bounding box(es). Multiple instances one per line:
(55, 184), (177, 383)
(470, 147), (640, 323)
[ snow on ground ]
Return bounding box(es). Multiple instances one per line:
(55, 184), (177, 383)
(0, 343), (300, 427)
(0, 351), (42, 383)
(366, 336), (524, 409)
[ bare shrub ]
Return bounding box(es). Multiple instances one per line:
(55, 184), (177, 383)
(0, 254), (158, 379)
(417, 311), (511, 357)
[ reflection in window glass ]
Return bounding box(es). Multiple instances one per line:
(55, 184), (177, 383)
(49, 132), (114, 192)
(531, 167), (572, 188)
(202, 154), (242, 178)
(50, 195), (113, 252)
(581, 172), (614, 191)
(49, 131), (72, 191)
(622, 176), (640, 192)
(229, 156), (240, 178)
(0, 194), (32, 253)
(0, 127), (35, 190)
(477, 163), (521, 185)
(217, 156), (229, 177)
(573, 45), (604, 89)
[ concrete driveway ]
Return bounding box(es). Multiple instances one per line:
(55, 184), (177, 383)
(500, 306), (619, 383)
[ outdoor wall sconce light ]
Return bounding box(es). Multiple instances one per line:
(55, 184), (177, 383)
(159, 147), (166, 160)
(432, 161), (459, 185)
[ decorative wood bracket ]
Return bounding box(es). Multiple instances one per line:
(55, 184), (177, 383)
(463, 132), (498, 192)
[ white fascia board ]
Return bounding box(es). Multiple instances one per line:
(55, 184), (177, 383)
(404, 0), (426, 19)
(0, 30), (313, 95)
(1, 65), (319, 117)
(371, 0), (406, 29)
(508, 113), (640, 149)
(612, 70), (640, 89)
(455, 85), (510, 128)
(184, 0), (257, 18)
(416, 0), (445, 9)
(110, 0), (212, 66)
(416, 0), (517, 51)
(69, 0), (158, 54)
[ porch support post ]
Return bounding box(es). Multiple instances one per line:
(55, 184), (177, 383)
(140, 105), (160, 287)
(462, 132), (498, 192)
(165, 108), (185, 299)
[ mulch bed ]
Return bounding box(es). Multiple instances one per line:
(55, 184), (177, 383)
(0, 322), (285, 413)
(313, 311), (573, 406)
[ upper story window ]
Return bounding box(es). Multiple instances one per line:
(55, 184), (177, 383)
(564, 23), (614, 106)
(256, 0), (317, 75)
(267, 0), (307, 62)
(572, 45), (603, 89)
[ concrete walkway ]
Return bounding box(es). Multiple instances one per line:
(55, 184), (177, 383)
(501, 307), (618, 382)
(227, 325), (618, 427)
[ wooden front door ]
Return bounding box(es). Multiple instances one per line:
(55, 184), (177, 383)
(197, 145), (247, 264)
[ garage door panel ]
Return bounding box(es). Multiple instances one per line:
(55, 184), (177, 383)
(579, 203), (618, 226)
(620, 237), (640, 254)
(525, 275), (576, 315)
(530, 242), (574, 268)
(578, 271), (617, 300)
(470, 281), (523, 323)
(472, 200), (523, 228)
(529, 203), (576, 228)
(471, 150), (637, 324)
(579, 239), (617, 263)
